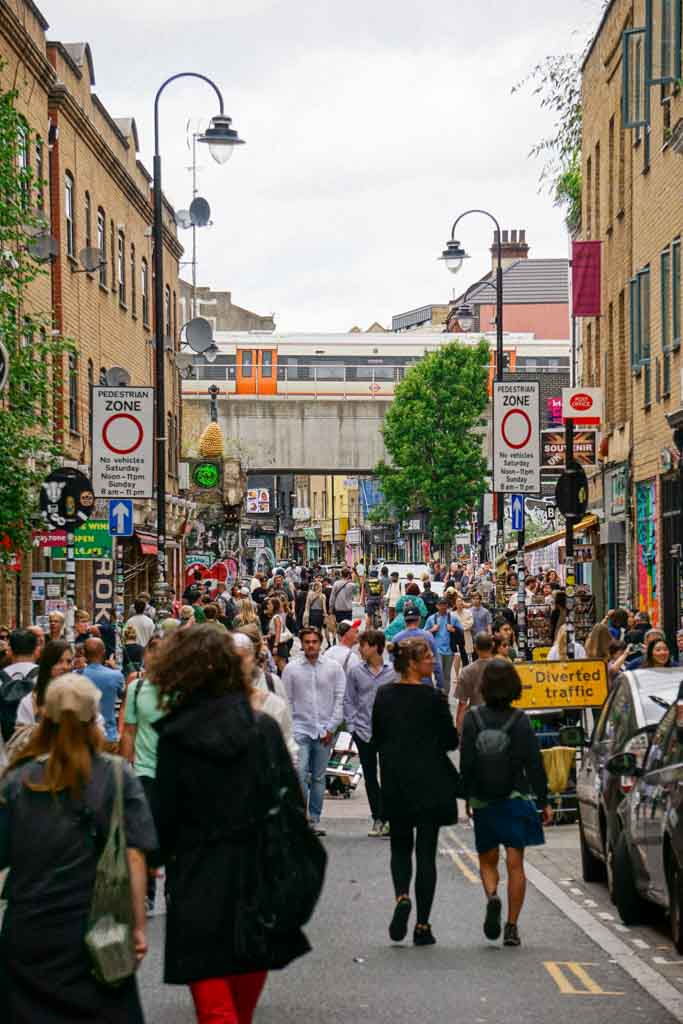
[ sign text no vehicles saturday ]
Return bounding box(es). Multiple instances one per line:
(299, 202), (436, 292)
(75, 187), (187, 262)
(92, 386), (154, 499)
(492, 381), (541, 494)
(513, 660), (608, 711)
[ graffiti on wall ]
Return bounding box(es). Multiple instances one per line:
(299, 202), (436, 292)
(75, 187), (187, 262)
(184, 509), (239, 585)
(636, 480), (658, 625)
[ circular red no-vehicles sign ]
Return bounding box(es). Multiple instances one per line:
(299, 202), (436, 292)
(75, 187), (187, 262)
(501, 408), (532, 449)
(102, 413), (144, 455)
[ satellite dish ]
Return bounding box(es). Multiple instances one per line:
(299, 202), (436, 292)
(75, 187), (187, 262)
(104, 366), (131, 387)
(175, 209), (193, 230)
(175, 351), (194, 372)
(189, 196), (211, 227)
(79, 247), (105, 272)
(184, 317), (213, 353)
(27, 233), (58, 263)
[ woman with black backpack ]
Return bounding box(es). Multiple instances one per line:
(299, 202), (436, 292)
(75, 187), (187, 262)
(460, 658), (551, 948)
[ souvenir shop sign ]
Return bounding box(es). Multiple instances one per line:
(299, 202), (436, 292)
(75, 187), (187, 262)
(514, 660), (608, 711)
(541, 430), (597, 469)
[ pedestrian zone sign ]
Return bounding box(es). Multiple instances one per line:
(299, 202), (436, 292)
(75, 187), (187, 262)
(92, 386), (154, 499)
(513, 660), (608, 710)
(492, 381), (540, 494)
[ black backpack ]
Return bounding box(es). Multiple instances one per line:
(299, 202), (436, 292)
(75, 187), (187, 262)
(471, 707), (522, 801)
(0, 666), (39, 741)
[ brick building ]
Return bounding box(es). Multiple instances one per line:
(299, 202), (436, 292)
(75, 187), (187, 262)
(580, 0), (683, 632)
(0, 0), (187, 621)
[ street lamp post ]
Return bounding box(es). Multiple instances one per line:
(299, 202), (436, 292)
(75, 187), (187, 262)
(440, 208), (506, 576)
(152, 73), (243, 611)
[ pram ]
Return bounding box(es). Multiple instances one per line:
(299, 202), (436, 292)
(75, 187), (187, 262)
(325, 730), (363, 798)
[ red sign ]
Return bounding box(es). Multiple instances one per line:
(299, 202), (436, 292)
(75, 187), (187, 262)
(572, 241), (602, 317)
(562, 387), (603, 426)
(32, 529), (67, 548)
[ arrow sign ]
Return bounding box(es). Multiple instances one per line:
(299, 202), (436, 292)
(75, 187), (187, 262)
(511, 494), (525, 532)
(108, 499), (134, 537)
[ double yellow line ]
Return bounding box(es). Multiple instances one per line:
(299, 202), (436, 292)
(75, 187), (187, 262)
(441, 834), (479, 884)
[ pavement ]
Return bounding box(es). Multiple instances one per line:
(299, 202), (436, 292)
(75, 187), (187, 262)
(137, 784), (683, 1023)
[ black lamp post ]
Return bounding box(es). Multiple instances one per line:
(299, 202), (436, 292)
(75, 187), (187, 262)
(440, 209), (505, 556)
(152, 73), (243, 608)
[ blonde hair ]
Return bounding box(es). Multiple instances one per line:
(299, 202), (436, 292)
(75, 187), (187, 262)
(235, 598), (258, 624)
(123, 624), (138, 643)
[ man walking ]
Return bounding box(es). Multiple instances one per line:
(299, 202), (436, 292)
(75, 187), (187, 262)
(425, 596), (462, 692)
(470, 591), (493, 637)
(282, 627), (346, 836)
(323, 619), (362, 676)
(82, 637), (125, 752)
(344, 629), (395, 837)
(455, 632), (495, 732)
(125, 597), (155, 647)
(392, 606), (444, 689)
(386, 571), (403, 623)
(329, 567), (356, 627)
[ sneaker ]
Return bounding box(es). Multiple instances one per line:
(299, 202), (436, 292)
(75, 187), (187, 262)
(483, 895), (502, 941)
(368, 819), (382, 837)
(380, 821), (391, 838)
(388, 896), (412, 942)
(413, 924), (436, 946)
(503, 922), (521, 947)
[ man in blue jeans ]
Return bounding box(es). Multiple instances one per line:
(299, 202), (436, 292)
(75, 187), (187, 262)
(282, 626), (345, 836)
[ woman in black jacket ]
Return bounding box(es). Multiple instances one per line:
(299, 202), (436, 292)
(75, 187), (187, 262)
(372, 637), (460, 947)
(460, 658), (551, 949)
(151, 625), (310, 1024)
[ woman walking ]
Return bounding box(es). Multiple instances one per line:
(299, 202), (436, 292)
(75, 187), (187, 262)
(452, 594), (474, 678)
(151, 625), (311, 1024)
(460, 658), (551, 947)
(267, 596), (291, 673)
(303, 578), (328, 632)
(0, 673), (156, 1022)
(372, 637), (460, 946)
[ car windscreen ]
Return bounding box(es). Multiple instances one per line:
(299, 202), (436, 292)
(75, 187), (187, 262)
(639, 681), (682, 725)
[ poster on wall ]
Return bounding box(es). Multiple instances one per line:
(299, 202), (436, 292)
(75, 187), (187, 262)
(636, 481), (657, 625)
(246, 488), (270, 513)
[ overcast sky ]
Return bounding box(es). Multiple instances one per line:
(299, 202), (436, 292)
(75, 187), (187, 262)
(42, 0), (604, 332)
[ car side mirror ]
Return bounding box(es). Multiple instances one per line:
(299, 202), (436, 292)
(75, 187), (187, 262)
(606, 751), (639, 776)
(559, 724), (585, 748)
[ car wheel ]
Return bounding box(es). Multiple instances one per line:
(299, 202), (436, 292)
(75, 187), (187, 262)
(580, 816), (607, 883)
(667, 857), (683, 955)
(613, 831), (645, 926)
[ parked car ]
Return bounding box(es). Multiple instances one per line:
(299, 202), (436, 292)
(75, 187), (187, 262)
(607, 696), (683, 951)
(576, 667), (683, 896)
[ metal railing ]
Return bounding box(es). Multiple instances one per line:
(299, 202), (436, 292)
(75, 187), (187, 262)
(189, 362), (409, 398)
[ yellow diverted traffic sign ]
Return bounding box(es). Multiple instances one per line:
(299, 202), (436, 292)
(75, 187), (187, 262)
(513, 659), (608, 710)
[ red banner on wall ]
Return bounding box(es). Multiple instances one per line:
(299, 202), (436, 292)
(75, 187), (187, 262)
(572, 241), (602, 317)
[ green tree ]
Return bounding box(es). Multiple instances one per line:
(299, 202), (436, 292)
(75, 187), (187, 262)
(0, 82), (67, 560)
(374, 340), (490, 544)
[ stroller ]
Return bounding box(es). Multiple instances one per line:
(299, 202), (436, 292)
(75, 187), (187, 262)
(325, 730), (363, 798)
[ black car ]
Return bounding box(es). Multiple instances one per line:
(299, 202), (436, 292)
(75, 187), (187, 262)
(576, 668), (683, 897)
(607, 698), (683, 952)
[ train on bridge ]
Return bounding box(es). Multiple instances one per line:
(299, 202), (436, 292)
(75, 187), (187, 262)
(181, 332), (571, 401)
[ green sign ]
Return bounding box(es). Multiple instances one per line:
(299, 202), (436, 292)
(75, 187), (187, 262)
(193, 461), (221, 489)
(51, 520), (113, 560)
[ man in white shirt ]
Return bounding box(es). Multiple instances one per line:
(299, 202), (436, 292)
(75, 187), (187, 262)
(125, 597), (156, 647)
(4, 629), (40, 681)
(323, 620), (362, 677)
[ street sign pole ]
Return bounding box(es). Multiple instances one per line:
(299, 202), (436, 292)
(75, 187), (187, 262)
(565, 417), (576, 660)
(516, 517), (527, 661)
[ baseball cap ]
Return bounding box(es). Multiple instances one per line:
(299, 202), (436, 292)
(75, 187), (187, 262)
(338, 619), (362, 636)
(404, 604), (420, 621)
(44, 673), (100, 724)
(239, 587), (250, 596)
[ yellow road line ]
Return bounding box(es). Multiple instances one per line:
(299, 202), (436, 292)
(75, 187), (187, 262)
(544, 961), (624, 996)
(448, 849), (479, 884)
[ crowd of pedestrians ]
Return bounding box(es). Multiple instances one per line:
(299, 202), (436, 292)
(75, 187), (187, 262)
(0, 556), (564, 1022)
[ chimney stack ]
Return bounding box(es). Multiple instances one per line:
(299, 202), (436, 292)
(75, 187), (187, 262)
(491, 229), (529, 271)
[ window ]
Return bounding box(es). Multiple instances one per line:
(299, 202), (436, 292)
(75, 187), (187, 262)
(673, 237), (681, 349)
(65, 172), (75, 258)
(585, 322), (593, 385)
(623, 29), (648, 129)
(110, 220), (116, 292)
(68, 352), (79, 432)
(172, 291), (177, 346)
(585, 155), (592, 238)
(645, 0), (682, 85)
(17, 120), (29, 209)
(87, 359), (94, 439)
(130, 245), (136, 315)
(630, 276), (640, 367)
(604, 680), (637, 751)
(594, 141), (601, 239)
(608, 116), (615, 225)
(241, 350), (253, 377)
(164, 285), (171, 336)
(97, 209), (106, 286)
(117, 231), (126, 305)
(643, 706), (676, 774)
(167, 413), (174, 474)
(594, 319), (601, 387)
(261, 350), (273, 378)
(618, 108), (625, 212)
(84, 192), (92, 250)
(141, 259), (149, 325)
(661, 247), (671, 396)
(607, 302), (614, 425)
(174, 413), (179, 474)
(35, 138), (44, 209)
(617, 289), (627, 422)
(640, 267), (652, 404)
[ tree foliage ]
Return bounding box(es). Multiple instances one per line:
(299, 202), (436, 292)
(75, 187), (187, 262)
(374, 341), (490, 544)
(0, 82), (67, 559)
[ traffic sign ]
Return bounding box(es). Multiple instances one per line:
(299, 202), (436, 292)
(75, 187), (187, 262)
(109, 499), (134, 537)
(92, 386), (154, 498)
(561, 387), (603, 426)
(0, 340), (9, 393)
(493, 382), (541, 494)
(510, 494), (525, 532)
(555, 461), (589, 518)
(40, 468), (95, 529)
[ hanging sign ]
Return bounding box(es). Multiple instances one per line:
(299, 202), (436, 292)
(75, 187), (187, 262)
(92, 386), (154, 498)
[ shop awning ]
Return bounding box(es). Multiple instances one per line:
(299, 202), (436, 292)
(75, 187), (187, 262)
(524, 514), (599, 553)
(136, 531), (158, 556)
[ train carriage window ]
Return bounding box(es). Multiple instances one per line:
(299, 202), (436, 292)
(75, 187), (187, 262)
(261, 350), (273, 378)
(315, 364), (345, 380)
(241, 350), (253, 377)
(226, 356), (236, 381)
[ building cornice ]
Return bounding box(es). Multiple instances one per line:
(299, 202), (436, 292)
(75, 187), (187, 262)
(0, 2), (55, 93)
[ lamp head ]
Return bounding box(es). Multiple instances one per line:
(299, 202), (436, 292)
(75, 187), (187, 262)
(198, 114), (245, 165)
(455, 302), (474, 332)
(439, 238), (469, 276)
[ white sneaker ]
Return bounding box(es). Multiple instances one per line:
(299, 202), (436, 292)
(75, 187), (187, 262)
(368, 819), (382, 837)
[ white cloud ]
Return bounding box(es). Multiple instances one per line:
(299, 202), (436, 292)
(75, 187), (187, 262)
(42, 0), (604, 330)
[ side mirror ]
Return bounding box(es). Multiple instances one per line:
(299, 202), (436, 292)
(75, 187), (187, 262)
(559, 724), (585, 748)
(606, 751), (639, 776)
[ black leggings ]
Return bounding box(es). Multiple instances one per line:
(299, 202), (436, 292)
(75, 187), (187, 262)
(389, 822), (440, 925)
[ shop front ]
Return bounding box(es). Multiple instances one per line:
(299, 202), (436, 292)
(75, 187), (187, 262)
(661, 468), (681, 640)
(304, 527), (320, 562)
(635, 478), (658, 625)
(601, 464), (629, 612)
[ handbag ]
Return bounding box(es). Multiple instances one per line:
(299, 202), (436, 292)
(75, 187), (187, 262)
(448, 613), (464, 654)
(84, 757), (137, 987)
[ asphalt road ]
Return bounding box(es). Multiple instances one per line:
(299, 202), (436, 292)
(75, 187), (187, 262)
(137, 810), (680, 1024)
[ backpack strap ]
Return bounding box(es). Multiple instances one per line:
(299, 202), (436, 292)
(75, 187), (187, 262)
(132, 676), (144, 719)
(472, 706), (485, 733)
(500, 709), (522, 735)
